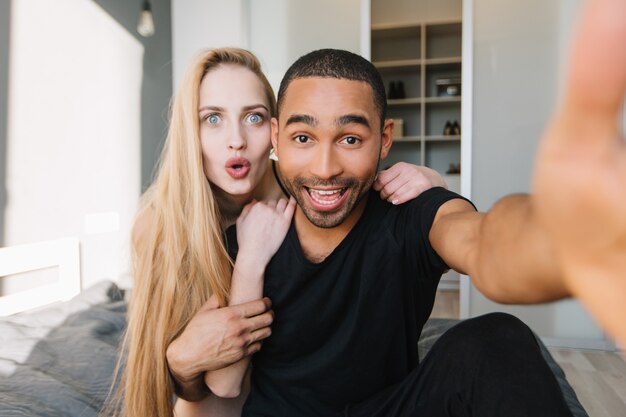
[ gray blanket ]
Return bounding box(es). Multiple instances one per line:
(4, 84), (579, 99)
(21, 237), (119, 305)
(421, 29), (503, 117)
(0, 282), (587, 416)
(0, 282), (125, 417)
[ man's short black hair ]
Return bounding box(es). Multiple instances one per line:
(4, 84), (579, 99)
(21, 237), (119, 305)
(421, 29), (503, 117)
(276, 49), (387, 130)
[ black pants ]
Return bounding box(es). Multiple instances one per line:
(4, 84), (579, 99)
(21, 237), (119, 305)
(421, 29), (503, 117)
(345, 313), (573, 417)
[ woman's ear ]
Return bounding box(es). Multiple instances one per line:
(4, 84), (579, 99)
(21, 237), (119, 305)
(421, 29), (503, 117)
(380, 118), (394, 160)
(271, 117), (279, 158)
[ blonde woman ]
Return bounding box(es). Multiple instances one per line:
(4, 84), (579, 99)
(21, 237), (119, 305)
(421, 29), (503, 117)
(118, 48), (446, 417)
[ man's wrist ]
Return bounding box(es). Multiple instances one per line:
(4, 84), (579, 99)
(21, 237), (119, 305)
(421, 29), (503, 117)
(169, 367), (211, 401)
(167, 342), (210, 401)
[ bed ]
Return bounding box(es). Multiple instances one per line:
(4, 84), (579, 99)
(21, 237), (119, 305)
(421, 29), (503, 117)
(0, 240), (588, 416)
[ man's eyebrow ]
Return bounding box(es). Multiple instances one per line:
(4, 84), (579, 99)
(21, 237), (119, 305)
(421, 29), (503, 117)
(336, 114), (370, 129)
(285, 114), (318, 127)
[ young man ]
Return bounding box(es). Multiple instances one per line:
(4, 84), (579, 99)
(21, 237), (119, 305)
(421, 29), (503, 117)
(228, 48), (572, 417)
(170, 0), (626, 414)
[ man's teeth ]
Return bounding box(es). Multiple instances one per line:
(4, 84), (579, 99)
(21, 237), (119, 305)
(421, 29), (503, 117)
(316, 189), (339, 195)
(308, 188), (343, 205)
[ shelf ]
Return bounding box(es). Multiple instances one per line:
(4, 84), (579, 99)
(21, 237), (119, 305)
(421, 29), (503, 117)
(375, 57), (462, 69)
(424, 96), (461, 104)
(424, 57), (462, 66)
(387, 98), (421, 106)
(374, 59), (421, 69)
(371, 22), (421, 38)
(390, 135), (461, 142)
(425, 135), (461, 141)
(393, 136), (421, 142)
(371, 10), (462, 175)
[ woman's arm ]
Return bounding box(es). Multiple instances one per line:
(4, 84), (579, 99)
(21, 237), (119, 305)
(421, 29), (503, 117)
(202, 197), (296, 398)
(174, 371), (251, 417)
(166, 198), (294, 402)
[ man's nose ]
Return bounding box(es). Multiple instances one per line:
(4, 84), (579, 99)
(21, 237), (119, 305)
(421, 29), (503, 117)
(310, 144), (342, 180)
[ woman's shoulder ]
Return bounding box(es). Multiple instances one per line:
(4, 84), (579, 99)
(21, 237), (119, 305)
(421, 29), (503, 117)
(132, 205), (157, 254)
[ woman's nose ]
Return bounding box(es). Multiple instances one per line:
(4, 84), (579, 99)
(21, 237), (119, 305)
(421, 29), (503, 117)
(227, 124), (247, 150)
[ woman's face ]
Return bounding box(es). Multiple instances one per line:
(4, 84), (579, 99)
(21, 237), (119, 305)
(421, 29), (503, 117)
(198, 64), (272, 199)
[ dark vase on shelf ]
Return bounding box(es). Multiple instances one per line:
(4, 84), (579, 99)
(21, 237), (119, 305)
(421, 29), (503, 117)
(396, 81), (406, 99)
(443, 120), (453, 136)
(388, 81), (398, 99)
(452, 121), (461, 135)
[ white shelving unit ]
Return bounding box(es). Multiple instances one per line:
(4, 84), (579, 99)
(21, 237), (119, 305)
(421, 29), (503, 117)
(372, 20), (462, 193)
(371, 13), (463, 292)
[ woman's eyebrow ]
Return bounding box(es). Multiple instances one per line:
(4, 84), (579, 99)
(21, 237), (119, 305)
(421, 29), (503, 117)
(198, 105), (224, 112)
(242, 104), (269, 112)
(198, 104), (268, 112)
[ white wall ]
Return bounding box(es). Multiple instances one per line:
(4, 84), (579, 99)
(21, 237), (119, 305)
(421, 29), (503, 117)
(249, 0), (362, 93)
(171, 0), (249, 90)
(371, 0), (461, 25)
(171, 0), (364, 95)
(3, 0), (143, 292)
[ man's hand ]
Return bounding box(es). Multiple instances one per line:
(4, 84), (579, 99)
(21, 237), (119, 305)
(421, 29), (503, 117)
(532, 0), (626, 345)
(374, 162), (447, 205)
(166, 296), (273, 401)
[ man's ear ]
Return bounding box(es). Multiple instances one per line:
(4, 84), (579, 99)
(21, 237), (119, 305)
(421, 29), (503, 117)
(271, 117), (279, 157)
(380, 118), (394, 160)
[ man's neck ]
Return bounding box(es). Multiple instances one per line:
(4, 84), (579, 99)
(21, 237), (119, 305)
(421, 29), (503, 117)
(295, 193), (369, 264)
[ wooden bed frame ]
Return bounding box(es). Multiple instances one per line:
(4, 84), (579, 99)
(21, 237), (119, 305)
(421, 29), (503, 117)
(0, 237), (81, 316)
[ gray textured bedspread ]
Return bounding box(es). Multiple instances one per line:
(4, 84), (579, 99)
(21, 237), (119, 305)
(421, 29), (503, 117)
(0, 282), (125, 417)
(0, 282), (588, 416)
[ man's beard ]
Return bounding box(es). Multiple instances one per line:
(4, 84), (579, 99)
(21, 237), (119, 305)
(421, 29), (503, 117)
(281, 174), (375, 228)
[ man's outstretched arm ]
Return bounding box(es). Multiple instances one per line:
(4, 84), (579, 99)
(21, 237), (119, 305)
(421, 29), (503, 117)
(429, 196), (568, 305)
(532, 0), (626, 345)
(432, 0), (626, 345)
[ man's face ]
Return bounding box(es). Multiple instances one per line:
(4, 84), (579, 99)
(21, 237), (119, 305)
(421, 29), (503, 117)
(272, 77), (393, 228)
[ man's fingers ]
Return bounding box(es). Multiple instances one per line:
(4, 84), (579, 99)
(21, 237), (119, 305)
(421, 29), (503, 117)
(232, 297), (272, 318)
(249, 326), (272, 343)
(563, 0), (626, 134)
(246, 309), (274, 330)
(246, 341), (263, 356)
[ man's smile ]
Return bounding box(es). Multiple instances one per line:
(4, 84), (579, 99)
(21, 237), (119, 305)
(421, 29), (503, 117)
(304, 186), (350, 211)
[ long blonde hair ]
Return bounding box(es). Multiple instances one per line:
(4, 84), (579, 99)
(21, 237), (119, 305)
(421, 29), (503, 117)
(111, 48), (276, 417)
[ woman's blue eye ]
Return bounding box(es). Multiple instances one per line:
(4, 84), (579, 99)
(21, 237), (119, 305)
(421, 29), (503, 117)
(247, 113), (263, 124)
(206, 114), (220, 124)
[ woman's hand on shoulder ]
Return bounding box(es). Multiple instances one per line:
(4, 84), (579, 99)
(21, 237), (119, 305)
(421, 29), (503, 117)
(374, 162), (447, 205)
(236, 196), (296, 266)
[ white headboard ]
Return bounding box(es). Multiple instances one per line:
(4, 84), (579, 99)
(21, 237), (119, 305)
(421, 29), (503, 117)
(0, 238), (81, 316)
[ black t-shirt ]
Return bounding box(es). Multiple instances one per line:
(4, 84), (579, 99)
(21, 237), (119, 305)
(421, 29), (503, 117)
(226, 187), (472, 417)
